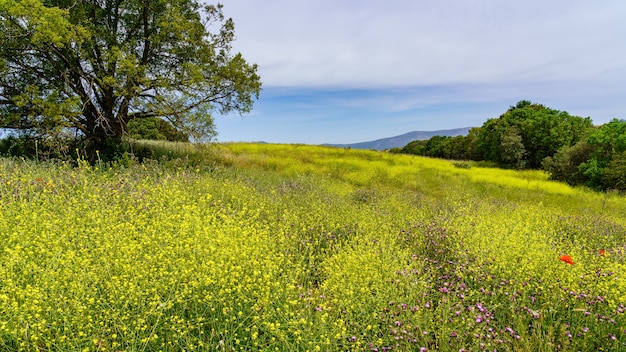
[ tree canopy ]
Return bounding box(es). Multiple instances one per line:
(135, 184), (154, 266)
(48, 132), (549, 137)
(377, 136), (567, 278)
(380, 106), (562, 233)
(0, 0), (260, 157)
(475, 101), (593, 169)
(545, 119), (626, 190)
(393, 101), (626, 192)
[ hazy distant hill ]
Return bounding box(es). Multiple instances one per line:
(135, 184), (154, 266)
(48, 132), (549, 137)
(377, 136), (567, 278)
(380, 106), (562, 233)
(326, 127), (473, 150)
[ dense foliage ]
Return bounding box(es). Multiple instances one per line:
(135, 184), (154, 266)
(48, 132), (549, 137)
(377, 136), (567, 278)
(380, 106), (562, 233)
(544, 118), (626, 191)
(0, 143), (625, 351)
(393, 101), (625, 191)
(0, 0), (260, 157)
(475, 100), (593, 169)
(127, 117), (190, 142)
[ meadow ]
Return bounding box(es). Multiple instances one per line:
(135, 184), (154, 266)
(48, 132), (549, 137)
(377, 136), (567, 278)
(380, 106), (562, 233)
(0, 142), (624, 351)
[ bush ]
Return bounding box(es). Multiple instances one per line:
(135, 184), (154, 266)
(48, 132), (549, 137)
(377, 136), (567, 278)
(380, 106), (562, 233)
(127, 117), (189, 142)
(543, 140), (593, 186)
(0, 134), (80, 160)
(602, 151), (626, 191)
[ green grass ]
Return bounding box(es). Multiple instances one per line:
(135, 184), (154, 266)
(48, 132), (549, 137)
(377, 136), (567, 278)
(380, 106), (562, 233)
(0, 142), (624, 351)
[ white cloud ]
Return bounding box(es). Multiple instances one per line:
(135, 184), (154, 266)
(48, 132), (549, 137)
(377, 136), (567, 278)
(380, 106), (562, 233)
(212, 0), (625, 144)
(220, 0), (626, 88)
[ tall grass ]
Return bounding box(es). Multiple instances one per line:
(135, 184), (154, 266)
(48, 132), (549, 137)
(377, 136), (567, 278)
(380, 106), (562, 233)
(0, 143), (624, 351)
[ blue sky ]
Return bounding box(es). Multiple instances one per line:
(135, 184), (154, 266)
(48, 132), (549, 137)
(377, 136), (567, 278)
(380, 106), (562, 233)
(215, 0), (626, 144)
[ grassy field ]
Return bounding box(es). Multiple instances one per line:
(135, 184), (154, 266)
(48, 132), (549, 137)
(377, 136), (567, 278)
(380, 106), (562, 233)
(1, 142), (624, 351)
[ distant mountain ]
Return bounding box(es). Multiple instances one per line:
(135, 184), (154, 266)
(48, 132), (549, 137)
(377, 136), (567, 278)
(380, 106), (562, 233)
(325, 127), (473, 150)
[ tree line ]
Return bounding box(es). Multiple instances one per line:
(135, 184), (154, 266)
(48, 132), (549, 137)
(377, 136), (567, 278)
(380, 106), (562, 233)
(390, 100), (626, 192)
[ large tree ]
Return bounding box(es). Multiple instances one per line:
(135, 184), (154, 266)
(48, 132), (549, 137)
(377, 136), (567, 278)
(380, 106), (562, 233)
(0, 0), (260, 155)
(476, 100), (593, 168)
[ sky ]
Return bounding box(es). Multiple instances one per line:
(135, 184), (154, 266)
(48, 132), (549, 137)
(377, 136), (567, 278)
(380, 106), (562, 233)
(214, 0), (626, 145)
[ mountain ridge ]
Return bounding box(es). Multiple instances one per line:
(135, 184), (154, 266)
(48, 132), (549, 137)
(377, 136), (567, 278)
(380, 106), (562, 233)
(325, 127), (473, 150)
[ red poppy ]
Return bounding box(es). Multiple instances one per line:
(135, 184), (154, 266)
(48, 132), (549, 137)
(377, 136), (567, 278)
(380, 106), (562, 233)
(559, 255), (574, 265)
(598, 249), (606, 256)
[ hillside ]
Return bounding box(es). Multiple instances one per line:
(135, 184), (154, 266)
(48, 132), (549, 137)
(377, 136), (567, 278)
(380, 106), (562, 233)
(325, 127), (473, 150)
